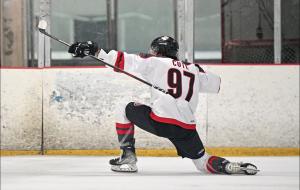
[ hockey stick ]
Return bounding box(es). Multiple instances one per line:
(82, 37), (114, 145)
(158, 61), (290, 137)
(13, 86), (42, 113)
(37, 19), (168, 94)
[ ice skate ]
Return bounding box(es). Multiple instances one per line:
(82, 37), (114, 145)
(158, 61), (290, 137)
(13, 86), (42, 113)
(225, 162), (259, 175)
(109, 148), (138, 172)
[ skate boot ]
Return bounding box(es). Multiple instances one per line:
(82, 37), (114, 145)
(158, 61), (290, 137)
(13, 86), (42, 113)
(207, 156), (259, 175)
(109, 147), (137, 172)
(225, 162), (259, 175)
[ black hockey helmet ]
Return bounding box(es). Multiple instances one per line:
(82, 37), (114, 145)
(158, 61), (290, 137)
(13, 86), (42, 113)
(150, 36), (179, 60)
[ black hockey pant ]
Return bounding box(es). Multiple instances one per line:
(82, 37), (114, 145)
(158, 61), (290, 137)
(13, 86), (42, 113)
(118, 102), (205, 159)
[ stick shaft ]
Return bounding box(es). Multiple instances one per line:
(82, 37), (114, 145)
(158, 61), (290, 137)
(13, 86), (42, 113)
(39, 29), (168, 94)
(40, 30), (71, 47)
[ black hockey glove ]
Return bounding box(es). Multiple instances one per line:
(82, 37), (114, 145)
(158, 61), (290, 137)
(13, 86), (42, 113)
(68, 41), (99, 58)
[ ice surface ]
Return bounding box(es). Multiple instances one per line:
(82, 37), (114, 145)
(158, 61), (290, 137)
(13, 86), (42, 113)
(1, 156), (299, 190)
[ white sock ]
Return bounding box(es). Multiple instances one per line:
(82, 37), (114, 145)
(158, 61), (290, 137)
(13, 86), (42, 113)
(192, 152), (211, 174)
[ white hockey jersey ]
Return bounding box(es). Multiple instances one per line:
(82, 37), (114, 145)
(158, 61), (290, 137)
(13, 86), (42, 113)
(98, 49), (221, 130)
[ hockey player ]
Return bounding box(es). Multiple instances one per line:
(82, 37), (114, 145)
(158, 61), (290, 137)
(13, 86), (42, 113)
(68, 36), (258, 175)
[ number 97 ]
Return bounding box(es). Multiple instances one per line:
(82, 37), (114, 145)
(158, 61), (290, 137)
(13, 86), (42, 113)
(167, 68), (195, 101)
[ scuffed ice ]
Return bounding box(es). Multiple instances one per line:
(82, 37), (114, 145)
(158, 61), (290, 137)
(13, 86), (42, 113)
(1, 156), (299, 190)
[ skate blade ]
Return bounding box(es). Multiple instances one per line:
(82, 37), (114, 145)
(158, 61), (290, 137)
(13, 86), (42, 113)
(111, 164), (138, 173)
(239, 167), (260, 175)
(240, 167), (260, 172)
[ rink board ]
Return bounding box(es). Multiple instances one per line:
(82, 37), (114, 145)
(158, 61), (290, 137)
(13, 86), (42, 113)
(0, 69), (42, 150)
(0, 65), (299, 154)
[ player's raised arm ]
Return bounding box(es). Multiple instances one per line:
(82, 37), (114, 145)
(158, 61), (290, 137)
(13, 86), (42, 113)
(97, 49), (152, 79)
(68, 40), (152, 80)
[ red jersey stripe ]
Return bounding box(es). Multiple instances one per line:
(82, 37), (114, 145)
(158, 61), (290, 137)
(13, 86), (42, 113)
(149, 112), (196, 130)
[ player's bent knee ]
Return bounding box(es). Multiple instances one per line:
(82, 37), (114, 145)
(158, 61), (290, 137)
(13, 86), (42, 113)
(125, 102), (144, 120)
(125, 102), (135, 115)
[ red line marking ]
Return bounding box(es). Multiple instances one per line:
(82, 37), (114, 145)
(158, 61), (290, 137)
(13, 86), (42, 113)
(0, 67), (42, 70)
(0, 66), (107, 70)
(194, 63), (300, 66)
(44, 66), (107, 69)
(0, 63), (299, 70)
